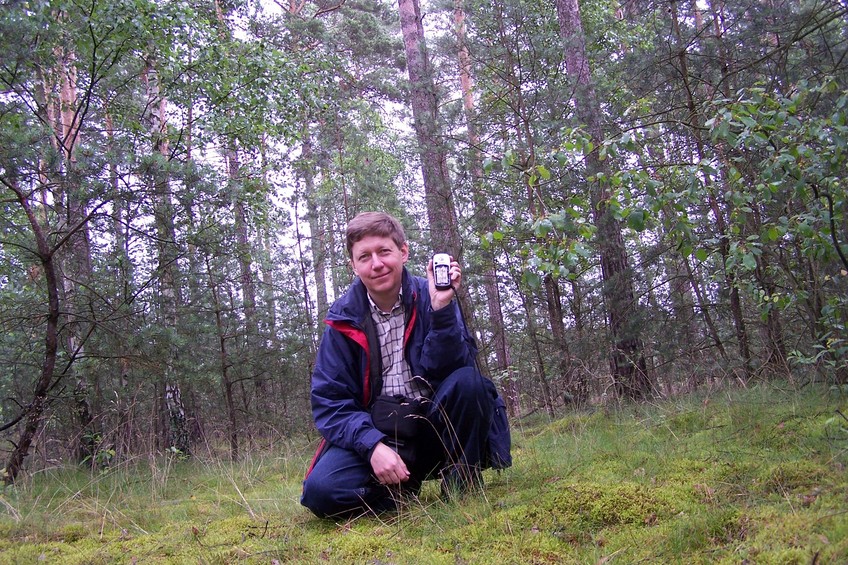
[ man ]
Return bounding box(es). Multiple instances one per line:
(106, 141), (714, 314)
(301, 212), (510, 518)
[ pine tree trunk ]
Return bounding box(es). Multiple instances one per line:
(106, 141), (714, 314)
(205, 253), (239, 461)
(454, 0), (514, 401)
(555, 0), (651, 399)
(143, 52), (190, 456)
(302, 124), (329, 323)
(397, 0), (481, 342)
(60, 56), (98, 465)
(228, 145), (263, 395)
(397, 0), (461, 256)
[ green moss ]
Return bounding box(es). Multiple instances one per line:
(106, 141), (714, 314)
(759, 459), (829, 494)
(57, 523), (88, 543)
(442, 509), (582, 564)
(664, 408), (716, 434)
(666, 507), (751, 554)
(737, 504), (846, 563)
(501, 480), (673, 537)
(545, 413), (592, 436)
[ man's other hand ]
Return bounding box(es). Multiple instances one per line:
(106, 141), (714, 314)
(369, 441), (411, 485)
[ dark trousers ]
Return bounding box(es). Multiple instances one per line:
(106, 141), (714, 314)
(301, 367), (493, 518)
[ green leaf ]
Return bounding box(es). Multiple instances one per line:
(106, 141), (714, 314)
(524, 271), (542, 289)
(766, 227), (781, 241)
(627, 209), (647, 232)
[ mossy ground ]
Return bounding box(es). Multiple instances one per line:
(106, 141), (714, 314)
(1, 381), (846, 564)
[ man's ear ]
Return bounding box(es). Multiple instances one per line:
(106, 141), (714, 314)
(401, 243), (409, 263)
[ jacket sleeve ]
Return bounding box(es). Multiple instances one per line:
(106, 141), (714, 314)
(419, 295), (479, 385)
(310, 325), (385, 460)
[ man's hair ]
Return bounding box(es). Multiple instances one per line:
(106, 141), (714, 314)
(345, 212), (407, 258)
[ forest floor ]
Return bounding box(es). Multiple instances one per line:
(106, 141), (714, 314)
(1, 380), (846, 564)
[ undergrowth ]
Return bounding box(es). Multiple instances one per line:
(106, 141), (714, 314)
(0, 381), (846, 564)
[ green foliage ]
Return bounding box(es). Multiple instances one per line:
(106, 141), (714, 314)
(708, 78), (848, 375)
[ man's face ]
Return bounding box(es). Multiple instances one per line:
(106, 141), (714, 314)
(350, 235), (409, 305)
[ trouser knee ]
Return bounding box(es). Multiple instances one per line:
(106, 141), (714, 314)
(438, 367), (489, 412)
(301, 472), (341, 518)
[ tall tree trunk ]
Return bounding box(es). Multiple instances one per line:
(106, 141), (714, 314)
(215, 1), (262, 398)
(228, 146), (263, 396)
(397, 0), (461, 256)
(48, 40), (96, 462)
(2, 172), (61, 484)
(258, 139), (278, 346)
(205, 253), (239, 461)
(555, 0), (651, 400)
(670, 0), (752, 376)
(58, 47), (97, 465)
(301, 123), (330, 323)
(293, 191), (318, 353)
(143, 51), (190, 456)
(454, 0), (515, 404)
(33, 34), (97, 464)
(397, 0), (480, 344)
(106, 110), (136, 460)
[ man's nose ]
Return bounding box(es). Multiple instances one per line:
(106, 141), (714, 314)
(371, 254), (384, 268)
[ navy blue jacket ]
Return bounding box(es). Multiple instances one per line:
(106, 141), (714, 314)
(306, 267), (511, 475)
(312, 268), (477, 457)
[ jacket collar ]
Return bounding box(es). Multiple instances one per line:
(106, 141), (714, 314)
(326, 267), (416, 327)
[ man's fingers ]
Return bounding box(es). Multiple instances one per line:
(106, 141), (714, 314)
(378, 467), (410, 485)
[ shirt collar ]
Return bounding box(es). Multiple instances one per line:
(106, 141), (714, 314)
(367, 290), (403, 316)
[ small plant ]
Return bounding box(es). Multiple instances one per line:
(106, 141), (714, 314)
(80, 432), (116, 472)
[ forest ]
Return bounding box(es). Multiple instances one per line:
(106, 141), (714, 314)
(1, 0), (847, 485)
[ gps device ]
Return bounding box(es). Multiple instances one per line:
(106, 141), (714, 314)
(433, 253), (452, 290)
